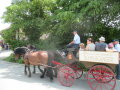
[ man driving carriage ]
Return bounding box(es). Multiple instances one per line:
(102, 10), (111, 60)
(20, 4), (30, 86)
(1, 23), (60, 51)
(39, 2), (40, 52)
(67, 30), (81, 49)
(66, 31), (80, 57)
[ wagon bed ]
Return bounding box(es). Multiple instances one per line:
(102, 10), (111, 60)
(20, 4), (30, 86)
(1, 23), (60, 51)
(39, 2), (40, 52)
(79, 51), (119, 70)
(78, 51), (119, 90)
(55, 50), (119, 90)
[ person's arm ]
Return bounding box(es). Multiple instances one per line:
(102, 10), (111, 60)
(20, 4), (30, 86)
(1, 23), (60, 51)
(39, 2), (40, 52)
(105, 47), (109, 51)
(69, 41), (75, 45)
(85, 44), (89, 50)
(68, 35), (76, 45)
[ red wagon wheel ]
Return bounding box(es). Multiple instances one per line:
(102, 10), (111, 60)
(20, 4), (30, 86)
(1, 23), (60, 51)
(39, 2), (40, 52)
(73, 68), (83, 79)
(86, 65), (116, 90)
(70, 63), (83, 79)
(57, 66), (75, 87)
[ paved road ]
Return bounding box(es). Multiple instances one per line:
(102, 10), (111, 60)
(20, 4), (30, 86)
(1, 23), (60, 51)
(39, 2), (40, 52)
(0, 50), (120, 90)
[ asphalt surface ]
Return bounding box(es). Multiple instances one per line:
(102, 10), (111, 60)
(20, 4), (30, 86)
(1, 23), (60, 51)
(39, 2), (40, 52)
(0, 50), (120, 90)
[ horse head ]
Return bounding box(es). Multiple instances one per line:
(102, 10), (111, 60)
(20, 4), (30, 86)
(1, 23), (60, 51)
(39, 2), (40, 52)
(14, 47), (30, 59)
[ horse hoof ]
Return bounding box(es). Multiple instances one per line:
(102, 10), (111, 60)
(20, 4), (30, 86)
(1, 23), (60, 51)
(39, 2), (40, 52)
(28, 75), (31, 77)
(33, 71), (35, 74)
(24, 72), (27, 75)
(50, 79), (53, 82)
(50, 78), (53, 82)
(40, 75), (44, 78)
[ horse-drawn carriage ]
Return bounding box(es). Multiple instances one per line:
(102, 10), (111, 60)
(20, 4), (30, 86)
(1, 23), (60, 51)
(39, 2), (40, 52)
(52, 49), (119, 90)
(14, 47), (119, 90)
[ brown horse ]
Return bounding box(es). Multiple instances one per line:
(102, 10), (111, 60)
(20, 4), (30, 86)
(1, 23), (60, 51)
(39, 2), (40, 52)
(14, 47), (65, 81)
(14, 47), (43, 74)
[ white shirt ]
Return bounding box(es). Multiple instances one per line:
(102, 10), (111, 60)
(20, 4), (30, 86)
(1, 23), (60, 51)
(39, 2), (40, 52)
(115, 44), (120, 52)
(86, 43), (95, 51)
(73, 34), (80, 44)
(106, 47), (117, 52)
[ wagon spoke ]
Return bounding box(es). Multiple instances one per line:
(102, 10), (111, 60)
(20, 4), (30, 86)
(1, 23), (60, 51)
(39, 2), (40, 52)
(88, 77), (97, 80)
(89, 81), (101, 90)
(109, 79), (116, 82)
(100, 84), (103, 90)
(103, 74), (114, 77)
(103, 83), (113, 89)
(102, 77), (114, 81)
(103, 83), (108, 90)
(106, 82), (114, 87)
(94, 83), (99, 90)
(58, 66), (75, 87)
(87, 65), (116, 90)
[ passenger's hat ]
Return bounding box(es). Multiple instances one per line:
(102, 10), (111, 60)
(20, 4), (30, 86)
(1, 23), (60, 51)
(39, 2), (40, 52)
(108, 43), (114, 48)
(99, 37), (105, 41)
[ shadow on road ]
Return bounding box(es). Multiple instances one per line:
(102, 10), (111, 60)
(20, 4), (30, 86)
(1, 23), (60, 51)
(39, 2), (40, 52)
(0, 61), (90, 90)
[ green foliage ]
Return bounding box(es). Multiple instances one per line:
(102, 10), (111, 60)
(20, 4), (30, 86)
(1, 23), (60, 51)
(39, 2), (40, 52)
(1, 28), (28, 49)
(2, 0), (120, 49)
(4, 54), (16, 62)
(2, 0), (54, 44)
(71, 61), (88, 71)
(4, 54), (24, 64)
(17, 58), (24, 64)
(34, 34), (60, 50)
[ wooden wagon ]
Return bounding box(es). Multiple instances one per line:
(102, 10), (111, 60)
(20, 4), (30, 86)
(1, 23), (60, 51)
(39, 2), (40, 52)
(54, 50), (119, 90)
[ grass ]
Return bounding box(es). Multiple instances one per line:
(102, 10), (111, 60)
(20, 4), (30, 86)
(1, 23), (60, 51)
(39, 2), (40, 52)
(4, 54), (24, 64)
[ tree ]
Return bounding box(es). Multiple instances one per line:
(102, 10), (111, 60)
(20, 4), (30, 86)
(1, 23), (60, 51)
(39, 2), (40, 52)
(2, 0), (120, 49)
(2, 0), (56, 44)
(51, 0), (120, 44)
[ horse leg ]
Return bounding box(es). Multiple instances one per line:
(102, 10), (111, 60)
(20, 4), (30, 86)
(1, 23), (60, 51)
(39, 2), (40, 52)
(28, 65), (31, 77)
(40, 68), (46, 78)
(47, 67), (53, 81)
(53, 68), (57, 78)
(24, 65), (27, 75)
(38, 65), (44, 73)
(33, 65), (36, 74)
(33, 65), (44, 74)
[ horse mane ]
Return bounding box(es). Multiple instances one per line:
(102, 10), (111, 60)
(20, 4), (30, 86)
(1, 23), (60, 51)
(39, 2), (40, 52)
(14, 47), (30, 55)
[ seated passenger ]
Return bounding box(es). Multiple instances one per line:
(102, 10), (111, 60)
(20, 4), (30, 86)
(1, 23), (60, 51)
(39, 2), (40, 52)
(79, 43), (85, 51)
(106, 43), (117, 52)
(113, 39), (120, 52)
(66, 31), (80, 57)
(95, 37), (107, 51)
(113, 39), (120, 80)
(85, 38), (95, 51)
(75, 43), (85, 58)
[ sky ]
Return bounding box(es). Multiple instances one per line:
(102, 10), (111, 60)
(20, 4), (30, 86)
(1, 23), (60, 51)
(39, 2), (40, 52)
(0, 0), (12, 31)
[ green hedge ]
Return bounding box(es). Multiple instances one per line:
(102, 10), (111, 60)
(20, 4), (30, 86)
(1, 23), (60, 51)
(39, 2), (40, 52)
(4, 54), (24, 64)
